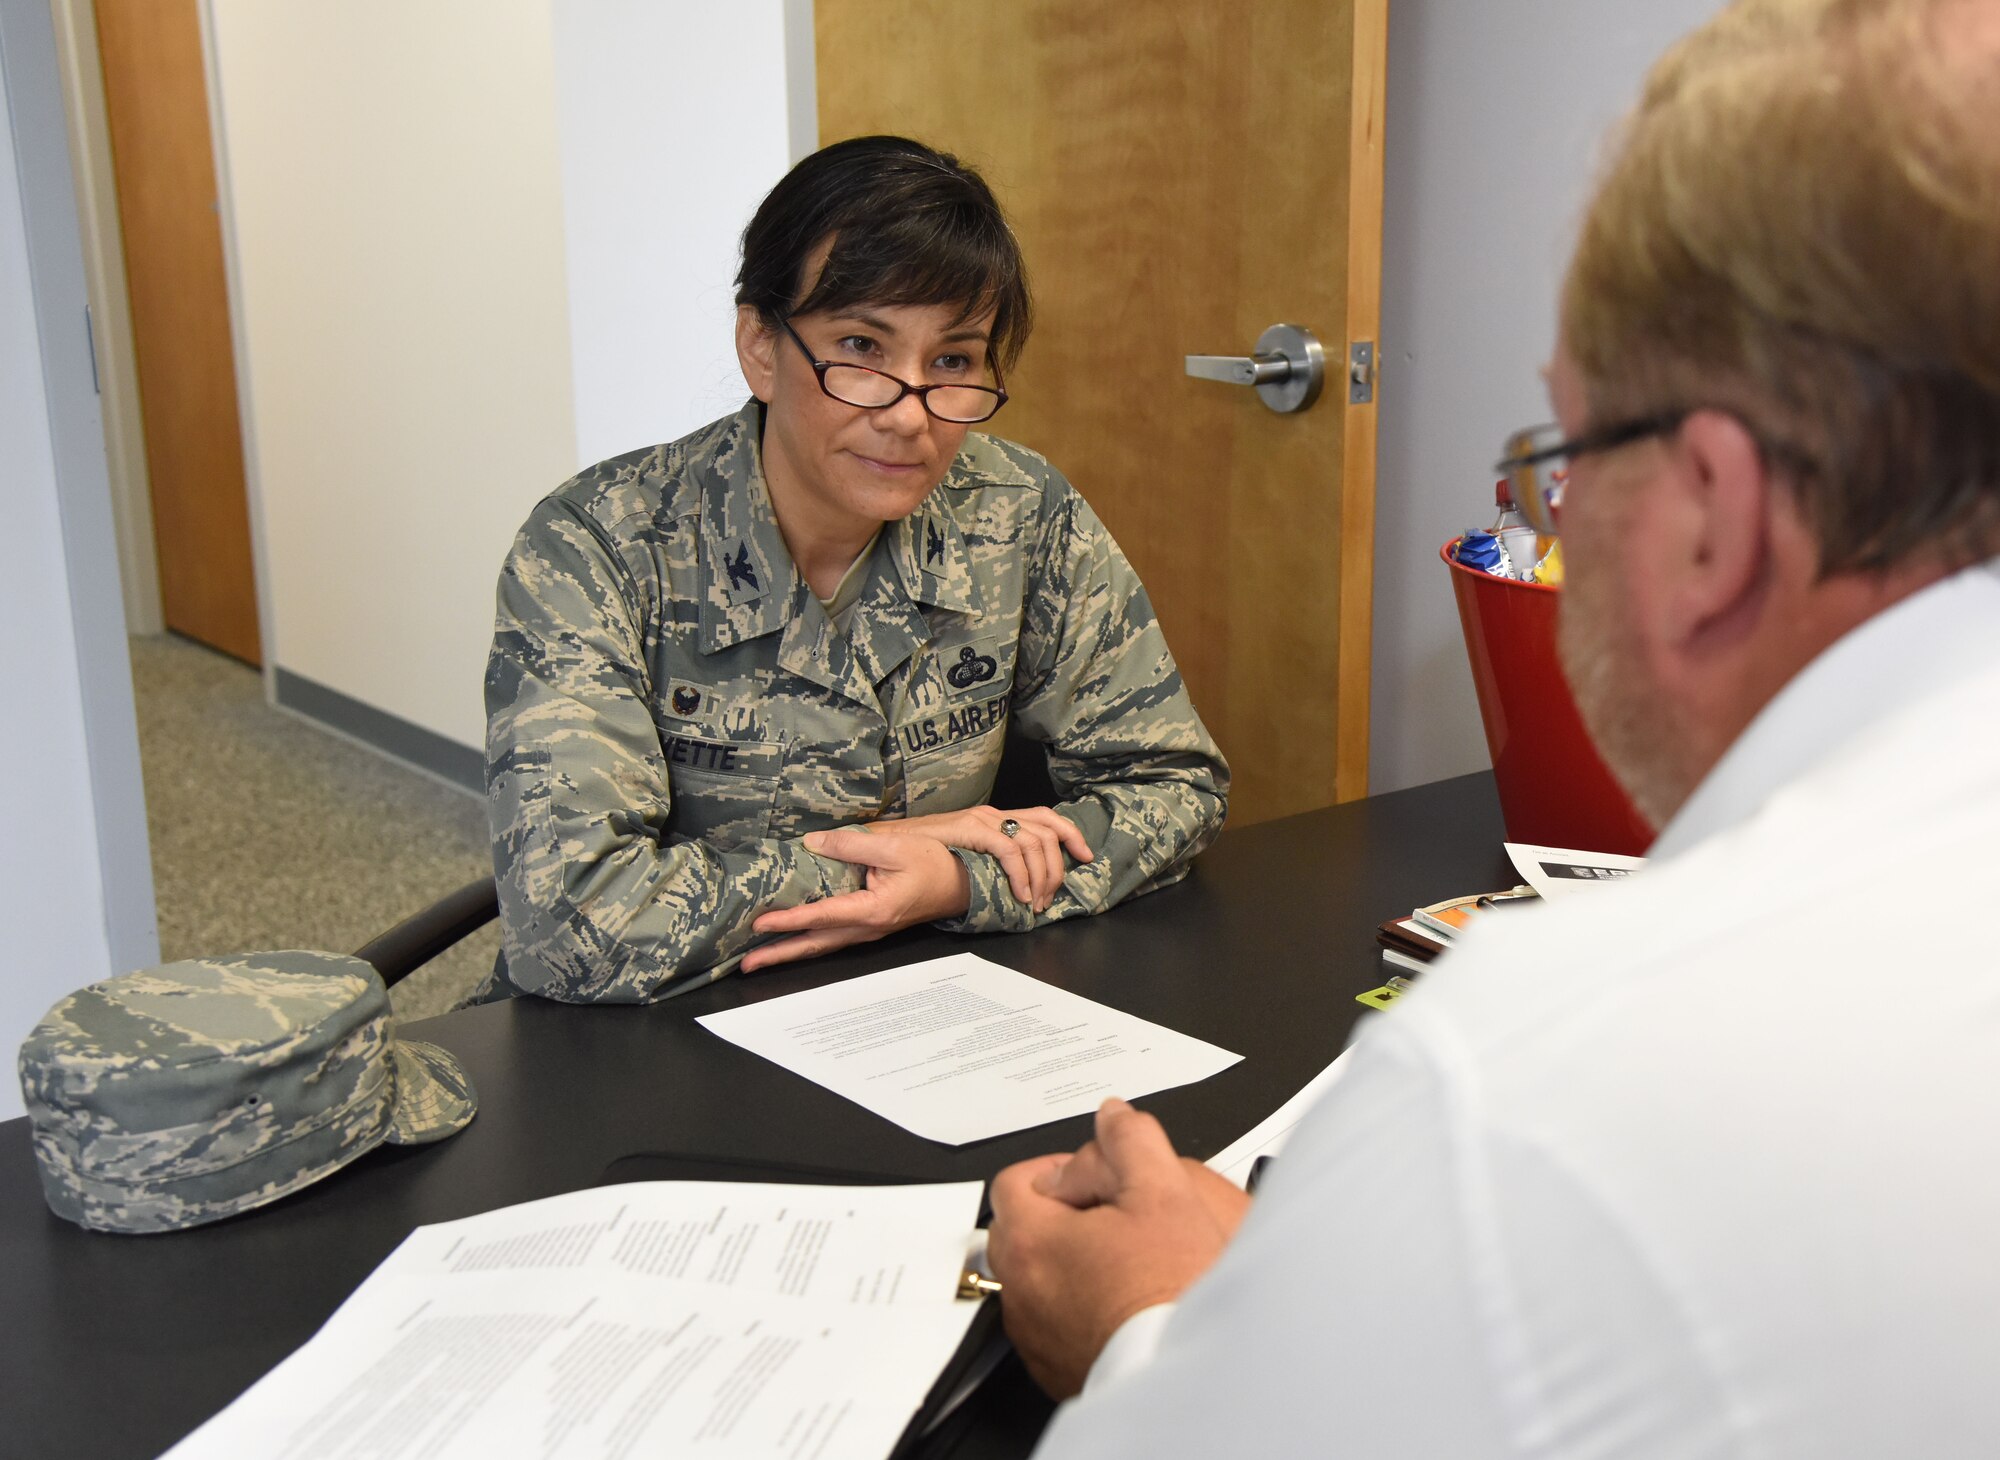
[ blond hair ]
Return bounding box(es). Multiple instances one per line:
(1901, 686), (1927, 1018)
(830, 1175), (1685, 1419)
(1563, 0), (2000, 573)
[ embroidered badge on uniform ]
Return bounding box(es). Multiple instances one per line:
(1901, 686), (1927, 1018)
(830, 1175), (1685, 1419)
(720, 538), (761, 600)
(944, 645), (997, 690)
(665, 680), (711, 720)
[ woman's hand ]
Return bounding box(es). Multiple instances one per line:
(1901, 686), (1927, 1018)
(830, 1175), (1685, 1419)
(869, 806), (1093, 912)
(742, 829), (973, 972)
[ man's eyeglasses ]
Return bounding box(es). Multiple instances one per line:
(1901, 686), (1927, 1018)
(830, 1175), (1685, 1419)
(1494, 413), (1685, 537)
(780, 318), (1008, 425)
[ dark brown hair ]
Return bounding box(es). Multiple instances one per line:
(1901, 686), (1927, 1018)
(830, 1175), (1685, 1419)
(735, 135), (1034, 374)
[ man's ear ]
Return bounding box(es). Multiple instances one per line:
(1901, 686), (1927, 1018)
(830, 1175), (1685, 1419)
(736, 305), (778, 403)
(1647, 408), (1775, 653)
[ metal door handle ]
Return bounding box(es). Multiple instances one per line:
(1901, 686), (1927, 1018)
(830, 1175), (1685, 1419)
(1184, 354), (1294, 386)
(1184, 323), (1325, 413)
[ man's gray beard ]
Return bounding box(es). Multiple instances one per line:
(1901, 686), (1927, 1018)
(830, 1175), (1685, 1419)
(1557, 583), (1686, 831)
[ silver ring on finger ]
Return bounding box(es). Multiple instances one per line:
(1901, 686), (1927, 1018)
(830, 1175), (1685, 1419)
(1000, 818), (1021, 838)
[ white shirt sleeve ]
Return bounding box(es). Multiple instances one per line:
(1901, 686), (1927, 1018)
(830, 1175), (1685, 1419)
(1081, 1303), (1176, 1395)
(1027, 1003), (1727, 1460)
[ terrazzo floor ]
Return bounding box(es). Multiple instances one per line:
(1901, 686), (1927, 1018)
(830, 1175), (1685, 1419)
(131, 634), (498, 1021)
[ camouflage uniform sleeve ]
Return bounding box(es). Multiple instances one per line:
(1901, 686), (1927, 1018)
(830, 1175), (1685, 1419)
(485, 498), (862, 1002)
(940, 468), (1230, 934)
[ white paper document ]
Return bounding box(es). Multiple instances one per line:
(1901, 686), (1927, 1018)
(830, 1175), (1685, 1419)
(1205, 1051), (1352, 1188)
(697, 954), (1243, 1145)
(165, 1181), (986, 1460)
(1505, 841), (1648, 901)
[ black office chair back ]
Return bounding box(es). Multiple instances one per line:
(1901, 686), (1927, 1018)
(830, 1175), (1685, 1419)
(352, 878), (499, 987)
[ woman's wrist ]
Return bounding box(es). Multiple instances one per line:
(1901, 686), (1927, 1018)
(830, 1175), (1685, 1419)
(931, 840), (974, 919)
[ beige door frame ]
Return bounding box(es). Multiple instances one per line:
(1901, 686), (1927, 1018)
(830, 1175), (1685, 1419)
(48, 0), (161, 638)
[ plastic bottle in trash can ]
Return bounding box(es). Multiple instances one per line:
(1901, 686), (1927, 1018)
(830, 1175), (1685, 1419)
(1489, 480), (1540, 579)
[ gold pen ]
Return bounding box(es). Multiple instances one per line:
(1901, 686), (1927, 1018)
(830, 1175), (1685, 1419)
(958, 1268), (1003, 1299)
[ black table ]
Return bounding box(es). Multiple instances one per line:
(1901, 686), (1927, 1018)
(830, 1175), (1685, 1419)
(0, 773), (1508, 1460)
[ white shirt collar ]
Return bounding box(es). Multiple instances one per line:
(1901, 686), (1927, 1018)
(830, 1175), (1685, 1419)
(1650, 557), (2000, 859)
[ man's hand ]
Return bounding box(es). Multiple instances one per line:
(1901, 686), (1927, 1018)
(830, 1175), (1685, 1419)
(986, 1099), (1248, 1401)
(870, 806), (1092, 913)
(742, 828), (971, 972)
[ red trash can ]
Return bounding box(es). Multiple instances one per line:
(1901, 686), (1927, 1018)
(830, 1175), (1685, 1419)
(1442, 538), (1653, 855)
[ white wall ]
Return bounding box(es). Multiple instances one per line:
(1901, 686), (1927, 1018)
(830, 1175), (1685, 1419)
(551, 3), (793, 465)
(209, 2), (803, 756)
(208, 0), (580, 752)
(0, 39), (113, 1120)
(1367, 0), (1724, 793)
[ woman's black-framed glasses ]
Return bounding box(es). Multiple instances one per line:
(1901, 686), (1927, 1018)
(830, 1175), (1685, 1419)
(1494, 412), (1685, 537)
(780, 318), (1008, 424)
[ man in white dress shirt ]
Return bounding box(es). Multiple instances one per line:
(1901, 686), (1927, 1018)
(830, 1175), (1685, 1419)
(986, 1), (2000, 1455)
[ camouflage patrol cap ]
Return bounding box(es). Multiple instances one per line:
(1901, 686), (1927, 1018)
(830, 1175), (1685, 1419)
(16, 950), (476, 1235)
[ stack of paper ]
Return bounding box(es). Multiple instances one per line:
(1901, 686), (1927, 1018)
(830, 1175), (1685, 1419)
(166, 1180), (988, 1460)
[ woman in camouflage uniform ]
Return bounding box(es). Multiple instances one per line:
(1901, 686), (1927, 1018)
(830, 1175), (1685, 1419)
(482, 136), (1228, 1002)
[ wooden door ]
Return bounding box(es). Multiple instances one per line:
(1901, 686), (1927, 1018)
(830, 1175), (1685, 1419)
(95, 0), (261, 665)
(818, 1), (1386, 824)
